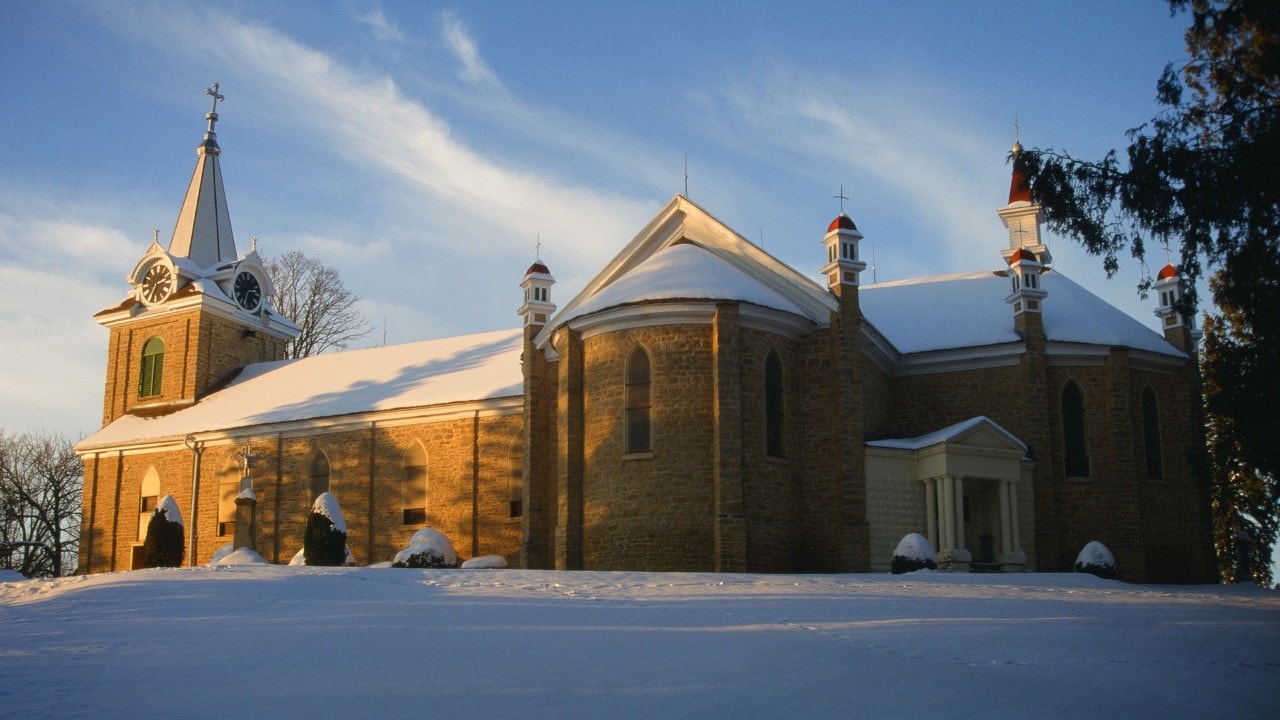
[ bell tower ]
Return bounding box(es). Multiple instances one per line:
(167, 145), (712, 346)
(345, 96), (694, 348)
(96, 85), (300, 426)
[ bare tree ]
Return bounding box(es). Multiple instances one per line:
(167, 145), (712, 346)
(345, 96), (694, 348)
(0, 431), (82, 577)
(266, 250), (372, 359)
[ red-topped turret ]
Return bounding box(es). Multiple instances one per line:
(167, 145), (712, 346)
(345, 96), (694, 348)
(519, 255), (556, 328)
(1008, 140), (1033, 204)
(998, 138), (1051, 267)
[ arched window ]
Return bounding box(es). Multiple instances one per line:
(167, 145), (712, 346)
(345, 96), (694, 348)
(1062, 381), (1090, 477)
(139, 337), (165, 398)
(508, 434), (524, 518)
(402, 442), (427, 525)
(309, 451), (330, 502)
(1142, 386), (1164, 480)
(625, 346), (651, 454)
(218, 460), (241, 537)
(138, 466), (160, 541)
(765, 350), (785, 458)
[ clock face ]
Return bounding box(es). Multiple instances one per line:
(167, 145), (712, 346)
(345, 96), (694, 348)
(234, 270), (262, 312)
(140, 264), (173, 305)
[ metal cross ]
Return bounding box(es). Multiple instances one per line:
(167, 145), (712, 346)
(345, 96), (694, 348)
(205, 83), (224, 114)
(233, 442), (261, 478)
(834, 185), (849, 214)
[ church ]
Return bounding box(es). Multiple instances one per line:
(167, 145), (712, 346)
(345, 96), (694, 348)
(75, 90), (1216, 583)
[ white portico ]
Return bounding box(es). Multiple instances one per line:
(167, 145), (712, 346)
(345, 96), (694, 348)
(865, 417), (1034, 572)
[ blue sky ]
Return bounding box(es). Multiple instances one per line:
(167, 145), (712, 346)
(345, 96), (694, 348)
(0, 1), (1194, 439)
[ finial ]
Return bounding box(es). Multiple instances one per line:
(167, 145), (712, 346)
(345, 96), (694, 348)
(834, 185), (849, 215)
(152, 227), (160, 244)
(251, 236), (258, 253)
(536, 234), (542, 262)
(1012, 114), (1023, 155)
(683, 153), (689, 198)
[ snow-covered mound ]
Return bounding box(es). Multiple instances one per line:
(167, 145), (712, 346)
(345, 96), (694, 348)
(0, 569), (25, 582)
(461, 555), (508, 569)
(393, 527), (459, 568)
(891, 533), (938, 574)
(1074, 540), (1116, 578)
(209, 543), (268, 566)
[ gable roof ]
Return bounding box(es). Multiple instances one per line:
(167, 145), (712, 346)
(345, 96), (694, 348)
(77, 328), (523, 452)
(536, 195), (837, 346)
(867, 415), (1027, 453)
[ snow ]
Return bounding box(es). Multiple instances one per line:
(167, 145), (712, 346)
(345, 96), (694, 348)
(311, 491), (346, 533)
(558, 242), (814, 325)
(867, 415), (1025, 453)
(393, 527), (459, 567)
(860, 270), (1184, 357)
(155, 494), (183, 526)
(0, 569), (25, 582)
(288, 546), (357, 567)
(76, 328), (524, 450)
(208, 544), (268, 566)
(1, 568), (1276, 719)
(893, 533), (938, 563)
(236, 485), (256, 501)
(460, 554), (508, 569)
(1076, 540), (1116, 569)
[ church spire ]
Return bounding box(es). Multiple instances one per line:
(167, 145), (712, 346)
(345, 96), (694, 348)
(997, 136), (1051, 267)
(168, 83), (237, 270)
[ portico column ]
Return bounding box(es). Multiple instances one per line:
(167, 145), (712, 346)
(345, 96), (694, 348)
(1008, 482), (1021, 552)
(999, 480), (1013, 556)
(953, 475), (965, 552)
(924, 478), (938, 551)
(940, 475), (954, 551)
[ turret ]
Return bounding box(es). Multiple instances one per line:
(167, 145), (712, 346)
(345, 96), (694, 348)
(820, 213), (867, 296)
(997, 140), (1052, 268)
(1153, 263), (1200, 352)
(518, 261), (556, 328)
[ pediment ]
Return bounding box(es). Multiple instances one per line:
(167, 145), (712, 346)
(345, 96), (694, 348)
(535, 196), (836, 348)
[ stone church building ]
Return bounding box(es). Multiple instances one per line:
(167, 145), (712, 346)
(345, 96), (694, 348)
(76, 95), (1215, 583)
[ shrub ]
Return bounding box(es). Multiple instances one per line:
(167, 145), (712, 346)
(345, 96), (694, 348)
(142, 495), (185, 568)
(1073, 540), (1116, 579)
(891, 532), (938, 574)
(303, 492), (348, 567)
(392, 528), (459, 568)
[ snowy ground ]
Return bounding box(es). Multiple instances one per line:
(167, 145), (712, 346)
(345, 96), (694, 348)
(2, 567), (1278, 719)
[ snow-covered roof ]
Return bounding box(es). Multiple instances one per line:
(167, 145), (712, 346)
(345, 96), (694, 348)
(860, 270), (1184, 358)
(78, 328), (524, 451)
(867, 415), (1027, 452)
(556, 242), (814, 325)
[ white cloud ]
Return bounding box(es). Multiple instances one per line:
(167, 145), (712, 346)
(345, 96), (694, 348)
(440, 11), (501, 90)
(356, 5), (407, 44)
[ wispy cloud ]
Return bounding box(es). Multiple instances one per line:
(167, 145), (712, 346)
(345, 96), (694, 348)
(356, 5), (407, 44)
(441, 11), (501, 90)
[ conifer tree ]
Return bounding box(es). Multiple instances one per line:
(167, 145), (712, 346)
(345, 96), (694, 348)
(303, 492), (347, 567)
(1021, 0), (1279, 582)
(142, 495), (185, 568)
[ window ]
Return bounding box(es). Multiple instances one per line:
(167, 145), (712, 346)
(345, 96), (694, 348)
(138, 467), (160, 541)
(625, 346), (651, 454)
(765, 350), (785, 458)
(1062, 381), (1090, 477)
(218, 460), (240, 537)
(309, 451), (330, 502)
(402, 442), (427, 525)
(139, 337), (165, 398)
(1142, 387), (1164, 480)
(508, 434), (524, 518)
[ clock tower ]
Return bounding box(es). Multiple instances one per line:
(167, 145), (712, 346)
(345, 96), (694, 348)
(95, 85), (299, 426)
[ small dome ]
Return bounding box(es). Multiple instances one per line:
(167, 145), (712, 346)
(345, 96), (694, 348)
(1009, 247), (1039, 265)
(827, 213), (858, 233)
(525, 262), (551, 277)
(1156, 263), (1179, 280)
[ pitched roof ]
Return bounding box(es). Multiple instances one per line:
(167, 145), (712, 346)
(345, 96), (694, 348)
(77, 328), (523, 451)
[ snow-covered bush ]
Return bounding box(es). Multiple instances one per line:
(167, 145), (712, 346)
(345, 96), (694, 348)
(392, 527), (459, 568)
(142, 495), (185, 568)
(1073, 540), (1116, 579)
(891, 533), (938, 574)
(209, 543), (268, 566)
(303, 492), (348, 567)
(288, 546), (356, 567)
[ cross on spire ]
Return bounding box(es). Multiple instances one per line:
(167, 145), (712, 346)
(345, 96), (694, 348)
(233, 441), (261, 479)
(203, 83), (224, 139)
(536, 234), (542, 262)
(834, 185), (849, 214)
